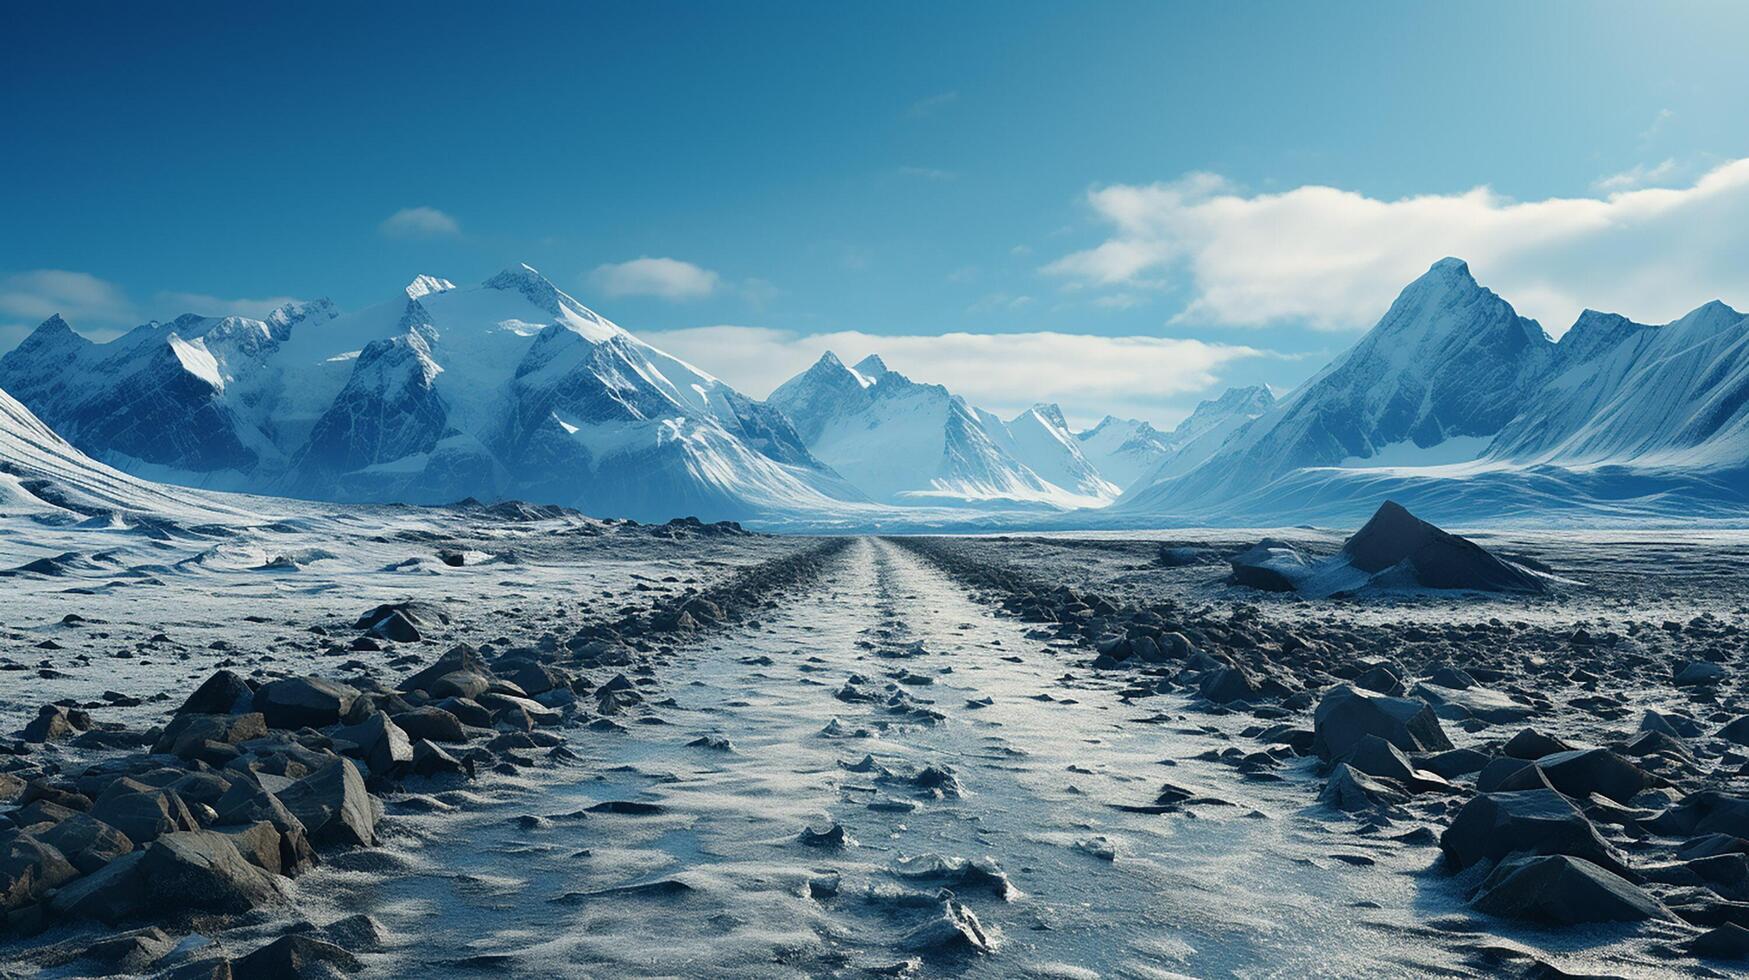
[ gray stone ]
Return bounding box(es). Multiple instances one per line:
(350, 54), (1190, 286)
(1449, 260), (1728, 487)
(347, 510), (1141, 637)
(1312, 684), (1453, 760)
(138, 830), (283, 913)
(275, 760), (376, 847)
(1442, 789), (1630, 876)
(1473, 854), (1671, 924)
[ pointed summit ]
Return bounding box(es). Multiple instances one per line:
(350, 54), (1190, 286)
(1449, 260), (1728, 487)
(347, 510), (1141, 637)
(33, 314), (75, 337)
(6, 315), (89, 361)
(405, 274), (456, 300)
(1022, 403), (1071, 432)
(482, 262), (621, 342)
(852, 354), (890, 379)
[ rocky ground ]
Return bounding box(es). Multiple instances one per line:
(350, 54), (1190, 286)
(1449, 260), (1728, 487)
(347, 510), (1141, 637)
(2, 511), (1748, 977)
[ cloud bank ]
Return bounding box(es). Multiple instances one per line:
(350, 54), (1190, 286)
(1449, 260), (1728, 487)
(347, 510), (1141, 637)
(639, 325), (1269, 427)
(1046, 158), (1749, 334)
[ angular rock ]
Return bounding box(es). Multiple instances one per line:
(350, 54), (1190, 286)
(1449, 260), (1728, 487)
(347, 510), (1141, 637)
(255, 677), (358, 730)
(1535, 748), (1650, 805)
(138, 830), (283, 913)
(154, 713), (267, 758)
(275, 760), (376, 847)
(90, 784), (199, 844)
(0, 836), (78, 910)
(1320, 762), (1409, 812)
(1442, 789), (1630, 876)
(1312, 684), (1453, 760)
(1227, 539), (1313, 592)
(177, 670), (254, 715)
(1503, 728), (1572, 760)
(232, 934), (363, 978)
(1474, 854), (1671, 924)
(36, 813), (134, 874)
(1340, 500), (1544, 593)
(390, 707), (466, 743)
(49, 849), (147, 923)
(331, 712), (412, 776)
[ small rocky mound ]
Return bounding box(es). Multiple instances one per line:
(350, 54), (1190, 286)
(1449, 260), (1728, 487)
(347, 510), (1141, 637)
(1228, 500), (1546, 596)
(1340, 500), (1545, 593)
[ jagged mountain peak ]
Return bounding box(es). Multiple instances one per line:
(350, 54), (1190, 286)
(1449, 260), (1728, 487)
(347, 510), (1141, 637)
(18, 314), (85, 350)
(1017, 403), (1070, 431)
(481, 262), (622, 343)
(852, 354), (890, 379)
(405, 274), (456, 300)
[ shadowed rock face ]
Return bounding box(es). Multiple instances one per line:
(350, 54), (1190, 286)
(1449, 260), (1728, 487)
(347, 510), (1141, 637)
(1341, 500), (1545, 593)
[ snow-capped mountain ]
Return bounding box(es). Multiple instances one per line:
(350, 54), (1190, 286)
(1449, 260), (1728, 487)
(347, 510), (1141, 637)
(987, 403), (1119, 501)
(1074, 416), (1170, 491)
(767, 353), (1114, 507)
(1141, 385), (1279, 486)
(1113, 258), (1749, 525)
(0, 265), (863, 523)
(1488, 300), (1749, 469)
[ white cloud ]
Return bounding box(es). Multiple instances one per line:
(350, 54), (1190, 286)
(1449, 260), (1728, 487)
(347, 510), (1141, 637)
(589, 257), (720, 301)
(1045, 158), (1749, 333)
(0, 269), (313, 353)
(638, 325), (1269, 426)
(154, 291), (305, 319)
(0, 269), (135, 325)
(1593, 158), (1677, 191)
(379, 206), (461, 238)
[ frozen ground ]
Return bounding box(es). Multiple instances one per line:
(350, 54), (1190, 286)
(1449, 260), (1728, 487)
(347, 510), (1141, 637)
(2, 512), (1747, 977)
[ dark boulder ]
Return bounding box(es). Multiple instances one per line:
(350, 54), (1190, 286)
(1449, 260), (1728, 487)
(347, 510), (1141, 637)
(1442, 789), (1630, 876)
(275, 760), (376, 847)
(1535, 748), (1651, 805)
(233, 935), (363, 978)
(1503, 728), (1573, 760)
(1339, 500), (1544, 593)
(390, 706), (466, 743)
(137, 830), (283, 914)
(331, 713), (413, 776)
(90, 783), (199, 844)
(1227, 539), (1313, 592)
(36, 813), (134, 874)
(0, 836), (78, 910)
(255, 677), (359, 730)
(1473, 854), (1671, 924)
(176, 670), (254, 715)
(1320, 763), (1409, 811)
(1312, 684), (1453, 760)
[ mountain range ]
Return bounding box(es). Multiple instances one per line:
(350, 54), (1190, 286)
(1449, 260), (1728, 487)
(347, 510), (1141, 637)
(1112, 258), (1749, 525)
(0, 266), (865, 523)
(3, 257), (1747, 528)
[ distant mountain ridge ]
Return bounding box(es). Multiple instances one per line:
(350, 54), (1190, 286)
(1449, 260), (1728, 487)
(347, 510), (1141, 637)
(0, 265), (863, 523)
(767, 352), (1108, 507)
(1112, 258), (1749, 525)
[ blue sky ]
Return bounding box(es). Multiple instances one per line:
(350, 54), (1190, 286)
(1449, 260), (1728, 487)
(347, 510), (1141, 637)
(4, 1), (1748, 426)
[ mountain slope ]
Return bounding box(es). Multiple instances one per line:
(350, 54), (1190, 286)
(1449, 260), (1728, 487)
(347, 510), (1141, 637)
(0, 382), (271, 522)
(1075, 416), (1171, 491)
(0, 266), (862, 523)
